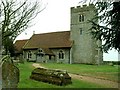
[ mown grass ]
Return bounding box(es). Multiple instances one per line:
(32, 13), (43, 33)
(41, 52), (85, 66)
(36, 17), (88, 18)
(17, 62), (106, 88)
(40, 63), (119, 82)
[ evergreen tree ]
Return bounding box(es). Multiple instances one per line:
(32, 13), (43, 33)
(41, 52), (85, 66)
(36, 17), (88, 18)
(88, 1), (120, 52)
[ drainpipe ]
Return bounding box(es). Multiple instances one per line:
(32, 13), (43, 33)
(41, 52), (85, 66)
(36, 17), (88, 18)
(69, 47), (72, 64)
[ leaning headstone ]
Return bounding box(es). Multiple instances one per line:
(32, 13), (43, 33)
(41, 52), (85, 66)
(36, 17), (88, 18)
(1, 55), (19, 88)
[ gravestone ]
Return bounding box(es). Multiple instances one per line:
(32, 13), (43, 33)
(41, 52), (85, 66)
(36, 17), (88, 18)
(1, 56), (19, 88)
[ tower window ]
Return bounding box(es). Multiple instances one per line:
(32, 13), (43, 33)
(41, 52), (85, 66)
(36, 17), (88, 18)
(80, 28), (83, 35)
(79, 14), (84, 22)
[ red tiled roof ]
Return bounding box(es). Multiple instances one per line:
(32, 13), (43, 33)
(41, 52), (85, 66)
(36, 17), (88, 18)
(23, 31), (72, 49)
(14, 39), (28, 53)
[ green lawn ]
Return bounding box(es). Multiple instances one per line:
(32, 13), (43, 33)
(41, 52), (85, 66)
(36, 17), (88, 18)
(17, 62), (107, 88)
(40, 63), (119, 82)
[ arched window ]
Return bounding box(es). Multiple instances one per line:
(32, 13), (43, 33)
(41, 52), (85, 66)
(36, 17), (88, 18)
(38, 49), (43, 53)
(28, 51), (32, 58)
(59, 50), (64, 59)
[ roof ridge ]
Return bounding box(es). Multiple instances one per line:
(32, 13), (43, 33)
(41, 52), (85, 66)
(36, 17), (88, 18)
(34, 31), (70, 35)
(15, 39), (29, 41)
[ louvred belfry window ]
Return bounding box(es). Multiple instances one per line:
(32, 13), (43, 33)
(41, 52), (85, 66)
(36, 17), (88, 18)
(79, 14), (84, 22)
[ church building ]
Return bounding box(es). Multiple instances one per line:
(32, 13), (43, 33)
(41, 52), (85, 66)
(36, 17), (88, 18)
(15, 4), (103, 64)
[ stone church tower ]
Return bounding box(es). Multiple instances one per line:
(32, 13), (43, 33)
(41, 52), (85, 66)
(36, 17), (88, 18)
(70, 4), (103, 64)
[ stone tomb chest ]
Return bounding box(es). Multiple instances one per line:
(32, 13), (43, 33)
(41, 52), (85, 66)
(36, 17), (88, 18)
(30, 68), (72, 86)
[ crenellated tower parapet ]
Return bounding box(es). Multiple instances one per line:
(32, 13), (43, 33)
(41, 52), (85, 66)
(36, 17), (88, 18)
(71, 4), (95, 13)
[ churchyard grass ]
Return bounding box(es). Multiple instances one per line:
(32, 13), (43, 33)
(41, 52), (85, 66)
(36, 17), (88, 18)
(40, 63), (119, 82)
(17, 62), (106, 88)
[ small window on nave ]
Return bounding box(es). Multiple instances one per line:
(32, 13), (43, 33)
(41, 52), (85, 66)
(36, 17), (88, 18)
(59, 50), (64, 59)
(28, 51), (32, 58)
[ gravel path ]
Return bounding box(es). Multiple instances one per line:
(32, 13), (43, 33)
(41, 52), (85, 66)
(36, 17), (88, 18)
(32, 63), (119, 88)
(69, 73), (118, 88)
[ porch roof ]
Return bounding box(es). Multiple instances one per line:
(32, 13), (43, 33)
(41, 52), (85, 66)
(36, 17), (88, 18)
(37, 48), (55, 55)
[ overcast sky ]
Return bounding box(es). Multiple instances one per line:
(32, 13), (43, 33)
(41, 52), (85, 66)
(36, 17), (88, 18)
(15, 0), (118, 61)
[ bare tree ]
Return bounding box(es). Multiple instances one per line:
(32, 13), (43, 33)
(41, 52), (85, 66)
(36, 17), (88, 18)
(0, 0), (45, 55)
